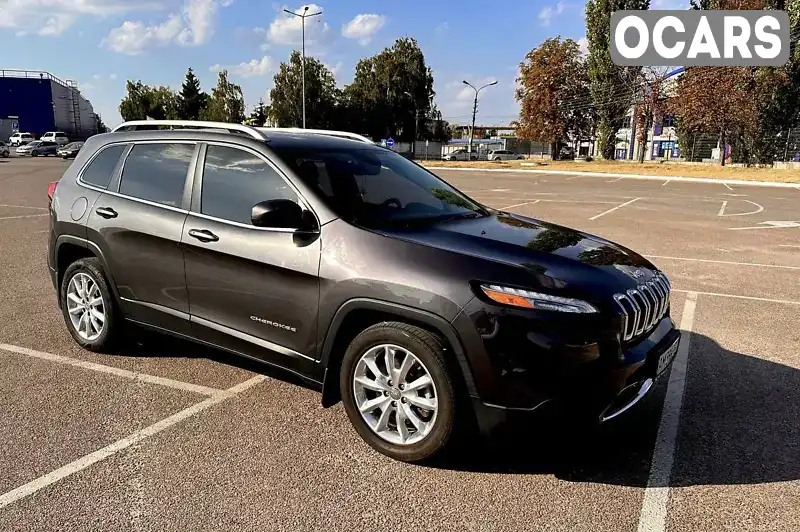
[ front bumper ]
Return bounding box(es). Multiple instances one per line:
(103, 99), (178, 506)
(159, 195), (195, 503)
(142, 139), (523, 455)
(455, 296), (680, 436)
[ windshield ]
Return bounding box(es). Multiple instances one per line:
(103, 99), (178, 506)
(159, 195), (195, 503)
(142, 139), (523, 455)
(273, 146), (487, 229)
(27, 141), (41, 147)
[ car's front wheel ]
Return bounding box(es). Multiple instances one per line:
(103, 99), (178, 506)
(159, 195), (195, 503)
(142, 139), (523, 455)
(340, 322), (456, 463)
(60, 257), (121, 352)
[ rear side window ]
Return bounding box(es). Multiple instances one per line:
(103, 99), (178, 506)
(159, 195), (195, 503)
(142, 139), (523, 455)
(200, 145), (298, 225)
(119, 143), (195, 207)
(81, 144), (127, 189)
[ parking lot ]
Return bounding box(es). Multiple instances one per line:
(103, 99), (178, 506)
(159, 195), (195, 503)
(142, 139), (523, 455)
(1, 156), (798, 531)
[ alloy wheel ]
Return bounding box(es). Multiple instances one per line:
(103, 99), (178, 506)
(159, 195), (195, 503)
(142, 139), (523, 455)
(66, 272), (105, 341)
(352, 344), (438, 446)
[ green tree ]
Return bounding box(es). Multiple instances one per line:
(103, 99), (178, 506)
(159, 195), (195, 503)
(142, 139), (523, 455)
(179, 67), (208, 120)
(344, 37), (435, 141)
(514, 37), (590, 159)
(201, 70), (246, 123)
(119, 81), (180, 121)
(585, 0), (649, 159)
(247, 98), (270, 126)
(95, 114), (109, 133)
(269, 51), (340, 129)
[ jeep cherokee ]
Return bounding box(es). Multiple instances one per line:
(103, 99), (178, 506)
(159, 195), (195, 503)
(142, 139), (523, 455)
(47, 121), (679, 463)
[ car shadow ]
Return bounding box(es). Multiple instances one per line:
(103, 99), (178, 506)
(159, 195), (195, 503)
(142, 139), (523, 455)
(110, 327), (319, 392)
(434, 333), (800, 488)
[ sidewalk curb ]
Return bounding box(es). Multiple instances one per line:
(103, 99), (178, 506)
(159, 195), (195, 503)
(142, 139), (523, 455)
(424, 166), (800, 189)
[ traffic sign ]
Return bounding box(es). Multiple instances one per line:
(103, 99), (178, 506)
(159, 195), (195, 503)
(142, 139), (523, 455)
(11, 121), (19, 132)
(386, 138), (395, 148)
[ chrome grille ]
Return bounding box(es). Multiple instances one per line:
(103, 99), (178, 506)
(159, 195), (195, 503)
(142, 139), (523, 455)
(614, 272), (671, 341)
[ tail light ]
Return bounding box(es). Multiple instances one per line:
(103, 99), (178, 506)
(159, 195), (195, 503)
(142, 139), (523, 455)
(48, 181), (58, 207)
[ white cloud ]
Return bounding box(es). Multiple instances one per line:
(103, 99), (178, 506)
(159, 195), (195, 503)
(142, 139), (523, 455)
(434, 22), (449, 35)
(92, 74), (102, 80)
(0, 0), (164, 37)
(323, 61), (343, 77)
(267, 4), (329, 46)
(538, 1), (567, 27)
(109, 73), (118, 80)
(577, 37), (589, 56)
(104, 0), (230, 54)
(176, 0), (218, 46)
(211, 56), (274, 78)
(341, 13), (386, 45)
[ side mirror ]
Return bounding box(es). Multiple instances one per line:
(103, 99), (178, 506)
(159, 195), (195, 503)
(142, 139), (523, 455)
(251, 199), (308, 229)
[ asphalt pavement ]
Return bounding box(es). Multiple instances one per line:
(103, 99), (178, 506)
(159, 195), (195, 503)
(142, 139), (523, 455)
(0, 157), (797, 531)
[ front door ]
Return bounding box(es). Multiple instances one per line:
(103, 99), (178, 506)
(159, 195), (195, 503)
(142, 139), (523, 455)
(87, 142), (197, 334)
(182, 143), (321, 373)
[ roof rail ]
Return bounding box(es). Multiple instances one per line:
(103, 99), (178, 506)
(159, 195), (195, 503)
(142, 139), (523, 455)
(257, 127), (374, 144)
(112, 120), (268, 141)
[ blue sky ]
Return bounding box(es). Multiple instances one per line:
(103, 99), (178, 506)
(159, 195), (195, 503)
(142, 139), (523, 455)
(0, 0), (683, 128)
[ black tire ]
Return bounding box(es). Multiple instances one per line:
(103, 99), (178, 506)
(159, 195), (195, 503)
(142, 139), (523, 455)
(340, 321), (457, 463)
(60, 257), (121, 352)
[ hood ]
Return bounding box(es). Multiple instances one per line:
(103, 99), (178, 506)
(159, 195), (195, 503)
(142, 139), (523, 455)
(378, 212), (657, 295)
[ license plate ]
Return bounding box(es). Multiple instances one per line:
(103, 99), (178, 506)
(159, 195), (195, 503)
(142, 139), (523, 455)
(657, 338), (680, 377)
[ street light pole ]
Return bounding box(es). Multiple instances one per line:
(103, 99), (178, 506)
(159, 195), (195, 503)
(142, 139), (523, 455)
(284, 6), (322, 129)
(403, 91), (417, 158)
(462, 79), (497, 158)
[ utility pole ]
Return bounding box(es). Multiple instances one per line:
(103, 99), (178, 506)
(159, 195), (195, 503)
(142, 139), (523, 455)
(462, 79), (497, 158)
(284, 6), (321, 129)
(403, 91), (419, 158)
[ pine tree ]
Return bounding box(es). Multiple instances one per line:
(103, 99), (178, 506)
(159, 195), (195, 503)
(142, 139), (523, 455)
(179, 68), (208, 120)
(248, 98), (269, 126)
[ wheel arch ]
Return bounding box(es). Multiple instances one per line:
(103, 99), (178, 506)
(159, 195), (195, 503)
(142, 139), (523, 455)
(319, 298), (477, 407)
(55, 235), (118, 300)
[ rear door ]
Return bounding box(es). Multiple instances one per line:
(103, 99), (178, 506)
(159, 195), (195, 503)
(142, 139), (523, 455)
(86, 141), (197, 334)
(182, 143), (321, 373)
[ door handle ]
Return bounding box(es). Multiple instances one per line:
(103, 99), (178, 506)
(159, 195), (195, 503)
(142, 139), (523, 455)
(188, 229), (219, 243)
(95, 207), (118, 219)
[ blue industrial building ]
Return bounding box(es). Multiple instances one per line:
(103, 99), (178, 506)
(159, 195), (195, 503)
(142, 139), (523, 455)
(0, 70), (98, 141)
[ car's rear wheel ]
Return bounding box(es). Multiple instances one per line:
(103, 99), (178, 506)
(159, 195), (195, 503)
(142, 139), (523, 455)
(60, 257), (121, 352)
(340, 322), (456, 463)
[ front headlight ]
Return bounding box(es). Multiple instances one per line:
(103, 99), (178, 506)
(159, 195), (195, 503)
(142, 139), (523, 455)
(480, 284), (598, 313)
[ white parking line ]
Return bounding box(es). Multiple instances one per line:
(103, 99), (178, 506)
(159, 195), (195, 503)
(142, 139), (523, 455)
(780, 244), (800, 249)
(662, 180), (671, 187)
(671, 289), (800, 306)
(0, 344), (223, 396)
(717, 201), (728, 216)
(646, 255), (800, 271)
(0, 214), (48, 221)
(0, 374), (267, 510)
(637, 292), (697, 532)
(500, 199), (541, 210)
(589, 197), (642, 221)
(566, 175), (581, 181)
(718, 199), (764, 217)
(0, 203), (48, 210)
(607, 177), (625, 183)
(722, 182), (734, 191)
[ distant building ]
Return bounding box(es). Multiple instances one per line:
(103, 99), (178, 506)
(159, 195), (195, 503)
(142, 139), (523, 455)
(0, 70), (98, 141)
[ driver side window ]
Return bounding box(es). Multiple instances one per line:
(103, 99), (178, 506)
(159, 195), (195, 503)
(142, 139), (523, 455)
(201, 145), (299, 226)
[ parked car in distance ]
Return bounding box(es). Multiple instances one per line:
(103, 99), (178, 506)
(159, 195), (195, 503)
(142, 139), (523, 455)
(488, 150), (524, 161)
(443, 148), (477, 161)
(41, 132), (69, 146)
(559, 146), (576, 160)
(57, 142), (84, 159)
(48, 120), (678, 464)
(17, 140), (59, 156)
(9, 132), (34, 146)
(0, 142), (9, 157)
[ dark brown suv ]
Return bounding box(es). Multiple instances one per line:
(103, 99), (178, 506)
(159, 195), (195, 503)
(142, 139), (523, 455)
(47, 120), (678, 463)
